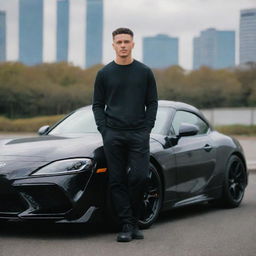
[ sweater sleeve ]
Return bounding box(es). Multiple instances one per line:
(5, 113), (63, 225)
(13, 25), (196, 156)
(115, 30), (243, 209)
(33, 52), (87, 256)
(145, 69), (158, 131)
(92, 70), (106, 133)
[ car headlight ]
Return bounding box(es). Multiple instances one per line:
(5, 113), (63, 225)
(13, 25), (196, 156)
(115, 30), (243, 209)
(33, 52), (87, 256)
(31, 158), (93, 176)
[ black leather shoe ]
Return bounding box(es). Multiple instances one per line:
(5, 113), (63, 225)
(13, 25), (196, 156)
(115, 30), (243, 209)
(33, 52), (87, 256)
(132, 226), (144, 239)
(116, 224), (133, 242)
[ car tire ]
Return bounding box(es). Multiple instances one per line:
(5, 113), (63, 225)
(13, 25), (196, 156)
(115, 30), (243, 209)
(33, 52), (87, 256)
(218, 155), (247, 208)
(104, 163), (163, 230)
(138, 163), (163, 229)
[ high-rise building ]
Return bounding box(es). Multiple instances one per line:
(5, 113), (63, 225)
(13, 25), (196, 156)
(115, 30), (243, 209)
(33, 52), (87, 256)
(193, 28), (235, 69)
(240, 8), (256, 64)
(19, 0), (43, 65)
(85, 0), (103, 68)
(193, 37), (200, 70)
(0, 11), (6, 62)
(143, 34), (179, 69)
(56, 0), (69, 62)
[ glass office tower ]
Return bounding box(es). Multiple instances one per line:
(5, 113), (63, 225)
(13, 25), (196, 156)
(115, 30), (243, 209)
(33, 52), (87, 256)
(0, 11), (6, 62)
(19, 0), (43, 65)
(240, 8), (256, 64)
(193, 28), (235, 69)
(85, 0), (103, 68)
(56, 0), (69, 62)
(143, 34), (179, 69)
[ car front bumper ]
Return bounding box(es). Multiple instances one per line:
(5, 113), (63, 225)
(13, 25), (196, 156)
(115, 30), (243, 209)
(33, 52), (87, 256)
(0, 167), (107, 223)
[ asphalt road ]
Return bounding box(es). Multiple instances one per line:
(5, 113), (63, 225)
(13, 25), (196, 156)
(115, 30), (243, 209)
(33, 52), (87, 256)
(0, 174), (255, 256)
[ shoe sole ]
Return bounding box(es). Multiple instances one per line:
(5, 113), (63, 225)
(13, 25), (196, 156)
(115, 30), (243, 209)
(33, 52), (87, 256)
(117, 237), (132, 242)
(132, 235), (144, 239)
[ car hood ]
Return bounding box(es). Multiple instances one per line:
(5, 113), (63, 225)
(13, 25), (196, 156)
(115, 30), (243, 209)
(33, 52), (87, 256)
(0, 133), (162, 178)
(0, 133), (163, 162)
(0, 134), (103, 162)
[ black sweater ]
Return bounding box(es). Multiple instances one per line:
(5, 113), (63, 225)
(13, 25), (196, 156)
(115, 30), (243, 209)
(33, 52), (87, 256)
(92, 60), (158, 132)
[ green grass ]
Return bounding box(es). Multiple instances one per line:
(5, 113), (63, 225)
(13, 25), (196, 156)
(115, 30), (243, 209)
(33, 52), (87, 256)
(0, 115), (65, 132)
(215, 125), (256, 136)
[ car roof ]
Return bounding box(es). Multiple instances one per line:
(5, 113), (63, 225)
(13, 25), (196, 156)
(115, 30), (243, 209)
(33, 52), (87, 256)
(159, 100), (198, 111)
(158, 100), (211, 126)
(159, 100), (201, 114)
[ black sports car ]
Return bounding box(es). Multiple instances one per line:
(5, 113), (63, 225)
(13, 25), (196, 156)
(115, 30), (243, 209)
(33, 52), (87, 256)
(0, 100), (248, 228)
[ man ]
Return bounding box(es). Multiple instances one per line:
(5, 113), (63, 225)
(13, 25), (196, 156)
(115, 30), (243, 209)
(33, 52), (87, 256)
(92, 28), (158, 242)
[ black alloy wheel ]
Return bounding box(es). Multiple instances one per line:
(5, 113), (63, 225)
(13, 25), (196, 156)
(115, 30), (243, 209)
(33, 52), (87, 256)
(139, 163), (163, 229)
(221, 155), (247, 208)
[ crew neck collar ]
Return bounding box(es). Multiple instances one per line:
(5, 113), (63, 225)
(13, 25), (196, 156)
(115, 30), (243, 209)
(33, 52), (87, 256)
(113, 59), (135, 67)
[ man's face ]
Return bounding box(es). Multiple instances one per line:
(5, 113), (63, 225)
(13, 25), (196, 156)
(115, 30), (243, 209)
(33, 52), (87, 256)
(112, 34), (135, 58)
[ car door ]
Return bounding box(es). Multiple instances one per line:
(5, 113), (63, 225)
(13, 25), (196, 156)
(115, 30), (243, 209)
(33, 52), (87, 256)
(170, 110), (216, 199)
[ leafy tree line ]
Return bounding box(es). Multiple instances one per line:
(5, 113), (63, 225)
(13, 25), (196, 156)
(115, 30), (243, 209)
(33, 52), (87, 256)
(154, 65), (256, 108)
(0, 62), (255, 118)
(0, 62), (99, 118)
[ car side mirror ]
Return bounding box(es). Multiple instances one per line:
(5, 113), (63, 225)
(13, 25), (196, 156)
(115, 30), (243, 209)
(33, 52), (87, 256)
(164, 123), (199, 148)
(178, 123), (199, 137)
(38, 125), (50, 135)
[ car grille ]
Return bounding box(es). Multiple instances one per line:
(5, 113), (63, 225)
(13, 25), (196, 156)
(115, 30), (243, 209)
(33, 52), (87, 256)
(0, 176), (27, 213)
(15, 184), (72, 214)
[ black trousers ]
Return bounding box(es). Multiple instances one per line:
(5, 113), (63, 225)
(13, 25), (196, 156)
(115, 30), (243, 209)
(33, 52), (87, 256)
(102, 128), (150, 226)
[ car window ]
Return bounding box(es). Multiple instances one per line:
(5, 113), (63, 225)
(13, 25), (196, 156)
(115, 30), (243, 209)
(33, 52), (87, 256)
(49, 106), (173, 136)
(172, 111), (209, 136)
(151, 107), (173, 135)
(49, 108), (98, 135)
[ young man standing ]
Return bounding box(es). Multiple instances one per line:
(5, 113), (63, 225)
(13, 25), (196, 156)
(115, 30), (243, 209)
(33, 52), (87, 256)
(92, 28), (158, 242)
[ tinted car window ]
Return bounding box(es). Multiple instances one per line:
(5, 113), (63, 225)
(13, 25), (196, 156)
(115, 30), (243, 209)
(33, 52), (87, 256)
(49, 108), (98, 135)
(49, 106), (173, 136)
(151, 107), (173, 135)
(172, 111), (209, 135)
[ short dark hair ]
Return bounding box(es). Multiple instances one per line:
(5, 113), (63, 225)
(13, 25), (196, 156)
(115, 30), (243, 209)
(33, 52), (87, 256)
(112, 28), (134, 39)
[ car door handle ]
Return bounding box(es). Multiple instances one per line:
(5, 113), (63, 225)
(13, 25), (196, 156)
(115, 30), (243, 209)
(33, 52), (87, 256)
(203, 144), (213, 152)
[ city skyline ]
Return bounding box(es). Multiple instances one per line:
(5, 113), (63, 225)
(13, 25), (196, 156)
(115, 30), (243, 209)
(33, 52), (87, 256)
(85, 0), (103, 68)
(193, 28), (235, 69)
(143, 34), (179, 68)
(0, 10), (6, 61)
(0, 0), (255, 69)
(19, 0), (43, 65)
(240, 8), (256, 64)
(56, 0), (69, 62)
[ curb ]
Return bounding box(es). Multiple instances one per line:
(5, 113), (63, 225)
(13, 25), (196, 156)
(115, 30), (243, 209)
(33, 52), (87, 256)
(247, 161), (256, 173)
(248, 164), (256, 173)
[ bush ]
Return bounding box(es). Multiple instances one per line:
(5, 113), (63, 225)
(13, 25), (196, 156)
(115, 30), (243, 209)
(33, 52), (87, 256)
(0, 62), (256, 118)
(0, 115), (64, 132)
(215, 125), (256, 136)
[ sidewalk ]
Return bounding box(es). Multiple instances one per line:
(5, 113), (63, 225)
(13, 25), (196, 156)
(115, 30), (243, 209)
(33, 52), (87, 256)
(235, 136), (256, 172)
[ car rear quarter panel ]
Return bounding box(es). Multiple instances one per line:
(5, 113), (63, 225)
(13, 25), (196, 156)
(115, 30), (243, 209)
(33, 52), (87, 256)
(209, 131), (247, 187)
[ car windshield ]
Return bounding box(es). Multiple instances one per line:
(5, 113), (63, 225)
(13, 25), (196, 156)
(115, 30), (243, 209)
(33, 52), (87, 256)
(49, 106), (171, 136)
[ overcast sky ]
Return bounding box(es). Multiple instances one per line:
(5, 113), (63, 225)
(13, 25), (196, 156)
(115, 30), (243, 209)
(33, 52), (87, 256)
(0, 0), (255, 69)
